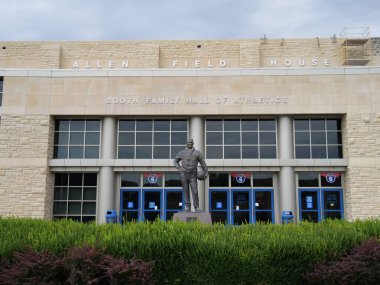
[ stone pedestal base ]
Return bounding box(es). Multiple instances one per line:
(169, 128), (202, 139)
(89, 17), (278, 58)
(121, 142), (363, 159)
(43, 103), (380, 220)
(173, 211), (212, 224)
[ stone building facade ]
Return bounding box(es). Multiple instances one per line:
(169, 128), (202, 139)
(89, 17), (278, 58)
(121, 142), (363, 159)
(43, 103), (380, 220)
(0, 36), (379, 224)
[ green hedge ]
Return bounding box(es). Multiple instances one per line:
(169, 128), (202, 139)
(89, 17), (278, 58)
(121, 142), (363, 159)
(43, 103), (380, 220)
(1, 217), (379, 284)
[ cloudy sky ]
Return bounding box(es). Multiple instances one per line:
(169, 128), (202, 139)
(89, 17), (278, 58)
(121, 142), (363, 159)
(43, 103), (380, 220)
(1, 0), (379, 41)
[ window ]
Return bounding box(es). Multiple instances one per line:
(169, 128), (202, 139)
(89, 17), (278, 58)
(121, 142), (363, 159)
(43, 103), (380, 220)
(0, 77), (3, 106)
(53, 173), (97, 222)
(294, 118), (342, 159)
(118, 119), (188, 159)
(206, 118), (277, 159)
(54, 119), (101, 159)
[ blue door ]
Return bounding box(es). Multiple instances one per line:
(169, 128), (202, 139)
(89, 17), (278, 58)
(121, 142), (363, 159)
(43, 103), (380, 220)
(143, 189), (162, 222)
(165, 189), (184, 221)
(209, 189), (230, 224)
(322, 189), (344, 220)
(299, 189), (320, 222)
(231, 189), (251, 224)
(253, 189), (274, 223)
(120, 189), (140, 223)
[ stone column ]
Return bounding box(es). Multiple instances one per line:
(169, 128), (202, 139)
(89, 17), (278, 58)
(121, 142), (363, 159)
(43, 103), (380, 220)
(97, 117), (116, 223)
(278, 116), (296, 222)
(190, 116), (206, 211)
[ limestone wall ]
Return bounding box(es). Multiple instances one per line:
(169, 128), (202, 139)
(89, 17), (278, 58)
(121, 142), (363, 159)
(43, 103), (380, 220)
(0, 115), (53, 218)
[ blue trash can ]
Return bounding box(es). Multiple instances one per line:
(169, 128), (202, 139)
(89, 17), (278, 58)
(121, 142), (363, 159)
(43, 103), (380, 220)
(281, 211), (293, 224)
(106, 210), (117, 224)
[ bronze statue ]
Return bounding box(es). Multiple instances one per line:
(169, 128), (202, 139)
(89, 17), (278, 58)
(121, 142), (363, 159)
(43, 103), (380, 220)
(174, 138), (208, 211)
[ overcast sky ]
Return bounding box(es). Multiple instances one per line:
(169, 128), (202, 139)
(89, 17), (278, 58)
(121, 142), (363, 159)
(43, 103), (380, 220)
(1, 0), (379, 41)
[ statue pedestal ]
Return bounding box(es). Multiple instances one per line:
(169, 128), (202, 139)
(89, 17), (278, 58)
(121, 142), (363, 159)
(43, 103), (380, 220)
(173, 211), (212, 224)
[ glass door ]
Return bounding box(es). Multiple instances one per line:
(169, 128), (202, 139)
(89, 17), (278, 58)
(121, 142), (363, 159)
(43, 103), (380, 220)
(143, 189), (162, 222)
(253, 190), (274, 223)
(322, 189), (344, 220)
(165, 189), (183, 221)
(231, 189), (251, 224)
(120, 189), (140, 223)
(210, 189), (230, 224)
(299, 189), (320, 222)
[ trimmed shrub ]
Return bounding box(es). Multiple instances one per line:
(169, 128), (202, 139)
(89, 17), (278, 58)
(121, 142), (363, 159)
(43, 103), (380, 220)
(0, 245), (154, 285)
(304, 238), (380, 285)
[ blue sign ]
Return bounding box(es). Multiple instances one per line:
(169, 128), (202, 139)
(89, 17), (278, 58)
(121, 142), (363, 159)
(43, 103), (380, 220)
(148, 174), (158, 183)
(306, 196), (313, 209)
(149, 202), (156, 209)
(216, 202), (223, 209)
(326, 173), (336, 183)
(236, 174), (246, 184)
(127, 202), (134, 208)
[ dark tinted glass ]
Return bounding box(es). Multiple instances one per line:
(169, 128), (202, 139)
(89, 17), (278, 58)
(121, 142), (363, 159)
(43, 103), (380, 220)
(259, 120), (276, 131)
(144, 212), (160, 222)
(256, 211), (272, 223)
(171, 132), (187, 145)
(323, 191), (341, 210)
(252, 173), (273, 187)
(54, 187), (67, 200)
(55, 132), (69, 144)
(224, 146), (241, 158)
(242, 119), (258, 131)
(295, 132), (310, 144)
(123, 191), (139, 209)
(301, 211), (319, 223)
(53, 202), (67, 214)
(326, 119), (341, 130)
(166, 191), (182, 209)
(298, 172), (319, 187)
(207, 146), (223, 158)
(52, 146), (64, 158)
(233, 212), (250, 225)
(69, 146), (83, 158)
(84, 173), (97, 186)
(206, 120), (223, 131)
(70, 120), (85, 131)
(242, 132), (258, 144)
(118, 146), (134, 159)
(171, 146), (183, 159)
(224, 132), (240, 144)
(327, 132), (342, 144)
(209, 173), (229, 187)
(294, 119), (309, 131)
(211, 191), (228, 210)
(55, 173), (68, 186)
(324, 212), (342, 220)
(82, 202), (96, 214)
(153, 146), (170, 158)
(144, 191), (161, 209)
(242, 146), (258, 158)
(154, 132), (170, 145)
(224, 120), (240, 131)
(136, 120), (152, 131)
(136, 132), (152, 145)
(171, 120), (187, 131)
(119, 132), (135, 145)
(83, 188), (96, 200)
(255, 191), (272, 209)
(70, 132), (84, 144)
(84, 146), (99, 158)
(259, 132), (276, 144)
(311, 146), (327, 158)
(154, 120), (170, 131)
(311, 132), (326, 144)
(301, 191), (318, 210)
(69, 187), (82, 200)
(310, 119), (325, 130)
(233, 191), (249, 209)
(122, 211), (139, 222)
(295, 146), (310, 158)
(327, 145), (343, 158)
(119, 120), (135, 131)
(85, 132), (100, 144)
(207, 132), (223, 145)
(231, 174), (251, 187)
(55, 120), (70, 131)
(121, 173), (140, 187)
(165, 173), (181, 187)
(68, 202), (81, 214)
(260, 146), (276, 158)
(211, 212), (228, 224)
(86, 120), (100, 131)
(69, 173), (83, 186)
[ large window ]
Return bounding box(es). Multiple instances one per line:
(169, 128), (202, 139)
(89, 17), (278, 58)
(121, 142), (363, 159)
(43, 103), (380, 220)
(0, 77), (3, 106)
(54, 119), (101, 159)
(294, 118), (342, 159)
(53, 173), (97, 222)
(206, 119), (277, 159)
(118, 119), (188, 159)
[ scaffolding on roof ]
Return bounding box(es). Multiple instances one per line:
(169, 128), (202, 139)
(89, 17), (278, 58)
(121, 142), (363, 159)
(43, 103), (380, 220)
(340, 27), (371, 66)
